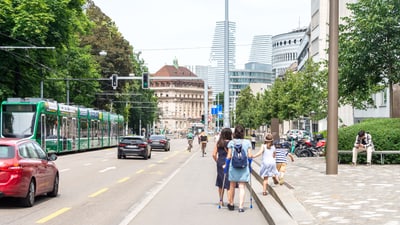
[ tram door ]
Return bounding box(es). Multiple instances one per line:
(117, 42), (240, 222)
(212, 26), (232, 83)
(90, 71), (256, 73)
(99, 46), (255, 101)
(62, 117), (68, 151)
(72, 118), (77, 150)
(40, 114), (46, 150)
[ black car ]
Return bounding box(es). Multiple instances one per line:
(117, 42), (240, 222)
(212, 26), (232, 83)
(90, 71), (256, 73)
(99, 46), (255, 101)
(148, 135), (170, 151)
(118, 136), (151, 160)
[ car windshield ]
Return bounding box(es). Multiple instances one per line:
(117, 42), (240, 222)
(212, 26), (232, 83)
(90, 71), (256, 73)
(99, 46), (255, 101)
(150, 135), (165, 140)
(0, 146), (15, 159)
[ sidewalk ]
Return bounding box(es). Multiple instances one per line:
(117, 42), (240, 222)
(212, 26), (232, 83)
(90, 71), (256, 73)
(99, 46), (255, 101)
(278, 157), (400, 224)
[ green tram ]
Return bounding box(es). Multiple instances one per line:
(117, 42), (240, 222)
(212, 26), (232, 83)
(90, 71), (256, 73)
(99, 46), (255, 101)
(0, 98), (125, 153)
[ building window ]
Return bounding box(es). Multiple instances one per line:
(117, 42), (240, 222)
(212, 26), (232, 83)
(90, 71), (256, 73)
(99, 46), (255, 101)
(381, 89), (387, 106)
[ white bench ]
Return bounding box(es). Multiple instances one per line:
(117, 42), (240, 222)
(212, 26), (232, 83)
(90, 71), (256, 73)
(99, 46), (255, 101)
(338, 150), (400, 164)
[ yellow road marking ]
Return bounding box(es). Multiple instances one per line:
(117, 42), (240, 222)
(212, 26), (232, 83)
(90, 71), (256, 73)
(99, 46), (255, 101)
(88, 188), (108, 197)
(36, 207), (71, 224)
(157, 160), (164, 163)
(136, 169), (144, 174)
(148, 164), (156, 168)
(118, 177), (130, 183)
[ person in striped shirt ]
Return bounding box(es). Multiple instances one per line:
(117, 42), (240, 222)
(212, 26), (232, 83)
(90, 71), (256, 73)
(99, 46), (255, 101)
(274, 142), (294, 185)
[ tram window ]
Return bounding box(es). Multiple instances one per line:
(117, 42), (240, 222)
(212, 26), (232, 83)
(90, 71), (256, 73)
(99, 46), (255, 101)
(62, 117), (68, 139)
(80, 119), (88, 137)
(46, 114), (58, 137)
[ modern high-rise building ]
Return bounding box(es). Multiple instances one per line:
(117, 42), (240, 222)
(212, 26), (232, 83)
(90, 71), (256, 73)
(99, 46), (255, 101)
(208, 21), (236, 98)
(248, 35), (272, 65)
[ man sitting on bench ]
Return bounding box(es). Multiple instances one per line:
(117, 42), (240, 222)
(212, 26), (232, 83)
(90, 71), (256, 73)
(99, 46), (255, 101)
(352, 130), (374, 166)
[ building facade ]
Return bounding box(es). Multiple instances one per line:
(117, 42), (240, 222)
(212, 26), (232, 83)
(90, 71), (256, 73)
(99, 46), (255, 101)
(310, 0), (357, 130)
(229, 64), (275, 108)
(150, 65), (212, 134)
(209, 21), (236, 98)
(272, 28), (307, 77)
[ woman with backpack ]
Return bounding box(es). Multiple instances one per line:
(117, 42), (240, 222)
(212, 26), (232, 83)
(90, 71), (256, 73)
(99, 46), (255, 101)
(224, 125), (252, 213)
(252, 133), (280, 196)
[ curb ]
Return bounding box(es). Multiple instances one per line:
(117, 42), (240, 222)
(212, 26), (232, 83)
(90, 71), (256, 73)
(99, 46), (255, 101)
(249, 160), (315, 225)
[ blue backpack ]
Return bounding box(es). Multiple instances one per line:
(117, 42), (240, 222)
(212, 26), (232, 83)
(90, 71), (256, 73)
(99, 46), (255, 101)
(231, 140), (248, 168)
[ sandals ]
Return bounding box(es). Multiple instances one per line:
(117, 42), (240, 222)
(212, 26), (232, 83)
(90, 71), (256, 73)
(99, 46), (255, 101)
(262, 192), (268, 196)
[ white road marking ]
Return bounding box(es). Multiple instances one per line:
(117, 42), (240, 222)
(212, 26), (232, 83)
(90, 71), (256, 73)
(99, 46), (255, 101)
(118, 151), (196, 225)
(99, 166), (116, 173)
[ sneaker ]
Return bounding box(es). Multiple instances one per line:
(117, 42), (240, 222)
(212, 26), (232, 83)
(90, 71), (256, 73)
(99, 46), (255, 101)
(279, 178), (284, 185)
(238, 208), (245, 213)
(227, 204), (234, 211)
(351, 162), (356, 166)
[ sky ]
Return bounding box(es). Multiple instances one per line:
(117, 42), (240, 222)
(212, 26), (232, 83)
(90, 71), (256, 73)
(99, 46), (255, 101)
(92, 0), (311, 73)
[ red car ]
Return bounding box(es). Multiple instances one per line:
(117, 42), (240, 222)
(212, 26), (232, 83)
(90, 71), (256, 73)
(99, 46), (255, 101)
(0, 138), (59, 207)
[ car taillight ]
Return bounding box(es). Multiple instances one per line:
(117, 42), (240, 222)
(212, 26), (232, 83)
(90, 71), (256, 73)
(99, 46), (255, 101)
(119, 143), (127, 147)
(147, 140), (152, 143)
(160, 140), (166, 144)
(0, 163), (22, 173)
(138, 143), (146, 148)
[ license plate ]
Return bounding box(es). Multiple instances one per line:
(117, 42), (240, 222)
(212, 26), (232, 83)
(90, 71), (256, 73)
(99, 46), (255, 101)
(153, 141), (159, 144)
(126, 145), (138, 148)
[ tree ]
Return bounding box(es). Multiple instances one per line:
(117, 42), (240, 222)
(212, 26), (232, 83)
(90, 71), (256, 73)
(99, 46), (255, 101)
(83, 1), (157, 129)
(339, 0), (400, 117)
(0, 0), (99, 105)
(235, 86), (258, 128)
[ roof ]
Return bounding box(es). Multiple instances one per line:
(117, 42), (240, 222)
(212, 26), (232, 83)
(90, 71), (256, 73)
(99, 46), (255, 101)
(153, 65), (198, 77)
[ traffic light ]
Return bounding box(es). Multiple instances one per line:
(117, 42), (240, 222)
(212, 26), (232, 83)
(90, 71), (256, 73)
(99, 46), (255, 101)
(142, 72), (149, 89)
(201, 114), (205, 124)
(111, 74), (118, 89)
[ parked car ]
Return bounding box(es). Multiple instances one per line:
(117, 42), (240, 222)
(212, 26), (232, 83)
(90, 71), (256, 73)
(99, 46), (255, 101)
(148, 135), (170, 151)
(286, 129), (311, 140)
(118, 136), (151, 160)
(0, 138), (59, 207)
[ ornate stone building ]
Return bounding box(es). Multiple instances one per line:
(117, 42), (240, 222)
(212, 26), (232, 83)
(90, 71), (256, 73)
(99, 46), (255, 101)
(151, 65), (212, 134)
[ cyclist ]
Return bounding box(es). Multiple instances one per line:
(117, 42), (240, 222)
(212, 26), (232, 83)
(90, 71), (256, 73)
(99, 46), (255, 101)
(199, 129), (208, 156)
(187, 130), (194, 152)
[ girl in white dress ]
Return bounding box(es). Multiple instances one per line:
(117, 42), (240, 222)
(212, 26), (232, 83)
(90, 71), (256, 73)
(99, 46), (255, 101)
(252, 133), (279, 195)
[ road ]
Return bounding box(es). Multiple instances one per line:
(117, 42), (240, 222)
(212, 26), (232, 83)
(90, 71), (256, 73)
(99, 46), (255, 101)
(0, 138), (267, 225)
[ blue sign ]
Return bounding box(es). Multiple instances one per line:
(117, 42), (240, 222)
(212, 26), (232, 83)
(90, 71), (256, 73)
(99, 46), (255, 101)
(217, 104), (222, 112)
(211, 107), (217, 115)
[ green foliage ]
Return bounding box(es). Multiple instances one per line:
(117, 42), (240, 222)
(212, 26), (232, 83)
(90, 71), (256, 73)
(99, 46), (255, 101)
(339, 0), (400, 113)
(0, 0), (157, 133)
(235, 86), (257, 129)
(235, 60), (327, 129)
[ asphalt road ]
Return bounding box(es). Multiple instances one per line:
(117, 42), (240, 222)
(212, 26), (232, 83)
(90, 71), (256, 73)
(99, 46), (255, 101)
(0, 138), (267, 225)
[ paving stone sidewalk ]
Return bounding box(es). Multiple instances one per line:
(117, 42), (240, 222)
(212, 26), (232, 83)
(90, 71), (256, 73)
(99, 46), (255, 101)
(284, 157), (400, 225)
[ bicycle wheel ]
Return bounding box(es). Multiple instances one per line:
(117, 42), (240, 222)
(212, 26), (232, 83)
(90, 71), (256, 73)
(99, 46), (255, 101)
(297, 149), (312, 157)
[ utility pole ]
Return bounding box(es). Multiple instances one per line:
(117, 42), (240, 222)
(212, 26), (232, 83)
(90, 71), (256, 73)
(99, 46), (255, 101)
(223, 0), (230, 128)
(326, 0), (339, 175)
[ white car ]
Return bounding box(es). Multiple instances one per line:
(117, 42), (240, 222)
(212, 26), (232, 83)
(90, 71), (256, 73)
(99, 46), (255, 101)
(286, 129), (311, 140)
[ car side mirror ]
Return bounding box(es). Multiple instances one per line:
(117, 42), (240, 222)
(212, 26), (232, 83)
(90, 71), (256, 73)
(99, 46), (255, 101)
(48, 153), (58, 161)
